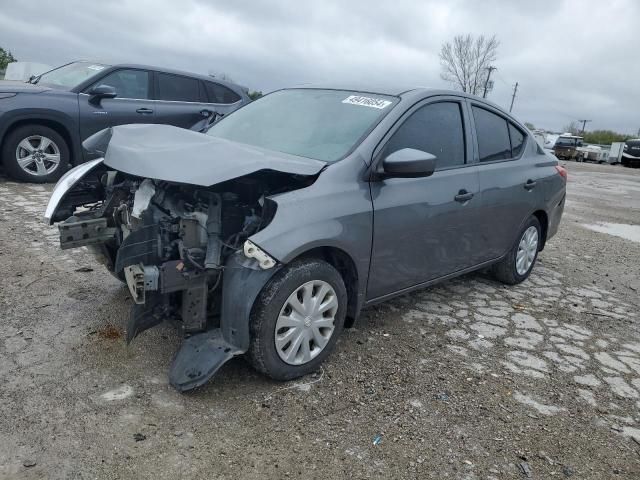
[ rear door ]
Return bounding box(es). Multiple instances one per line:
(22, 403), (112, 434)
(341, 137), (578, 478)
(470, 103), (540, 260)
(367, 97), (483, 300)
(78, 68), (155, 140)
(154, 72), (215, 129)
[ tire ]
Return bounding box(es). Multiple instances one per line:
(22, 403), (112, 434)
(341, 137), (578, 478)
(2, 124), (70, 183)
(247, 258), (347, 381)
(491, 216), (541, 285)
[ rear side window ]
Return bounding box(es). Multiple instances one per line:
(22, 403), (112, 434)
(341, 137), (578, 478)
(509, 123), (525, 157)
(157, 73), (200, 102)
(205, 82), (241, 104)
(96, 69), (149, 99)
(472, 106), (511, 162)
(384, 101), (466, 170)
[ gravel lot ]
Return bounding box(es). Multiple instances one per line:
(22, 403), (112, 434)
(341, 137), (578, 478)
(1, 161), (639, 479)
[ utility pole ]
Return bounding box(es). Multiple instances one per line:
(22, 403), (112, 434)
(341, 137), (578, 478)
(509, 82), (519, 112)
(482, 66), (496, 98)
(577, 119), (591, 134)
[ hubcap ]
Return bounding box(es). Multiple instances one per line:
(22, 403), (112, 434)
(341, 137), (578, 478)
(516, 225), (539, 275)
(274, 280), (338, 365)
(15, 135), (61, 176)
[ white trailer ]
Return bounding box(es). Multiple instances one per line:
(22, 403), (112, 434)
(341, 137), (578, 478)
(608, 142), (624, 164)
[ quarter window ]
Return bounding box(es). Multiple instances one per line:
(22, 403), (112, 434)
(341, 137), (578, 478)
(205, 82), (241, 104)
(509, 123), (525, 157)
(157, 73), (200, 102)
(384, 102), (466, 170)
(95, 69), (149, 99)
(472, 106), (511, 162)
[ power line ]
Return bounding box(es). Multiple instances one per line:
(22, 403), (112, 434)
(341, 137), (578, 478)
(509, 82), (519, 113)
(483, 66), (497, 99)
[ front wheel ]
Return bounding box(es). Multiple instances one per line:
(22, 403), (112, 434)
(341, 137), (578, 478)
(247, 259), (347, 381)
(491, 216), (541, 285)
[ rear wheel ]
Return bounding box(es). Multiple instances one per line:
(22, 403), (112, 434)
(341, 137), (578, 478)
(2, 125), (69, 183)
(247, 259), (347, 381)
(491, 216), (541, 285)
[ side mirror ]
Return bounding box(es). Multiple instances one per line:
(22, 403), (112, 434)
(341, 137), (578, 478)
(380, 148), (437, 178)
(88, 84), (117, 104)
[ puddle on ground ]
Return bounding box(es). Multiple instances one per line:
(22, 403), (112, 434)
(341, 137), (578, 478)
(582, 223), (640, 243)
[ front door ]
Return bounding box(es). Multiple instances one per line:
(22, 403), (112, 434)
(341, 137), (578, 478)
(78, 68), (155, 148)
(367, 99), (483, 300)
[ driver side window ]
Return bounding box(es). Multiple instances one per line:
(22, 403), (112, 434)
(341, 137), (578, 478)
(384, 101), (466, 170)
(93, 69), (150, 100)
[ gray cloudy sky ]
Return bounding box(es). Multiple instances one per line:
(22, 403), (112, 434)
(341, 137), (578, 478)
(1, 0), (638, 133)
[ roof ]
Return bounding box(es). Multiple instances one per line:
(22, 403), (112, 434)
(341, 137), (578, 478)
(69, 60), (247, 92)
(288, 83), (427, 96)
(289, 83), (508, 104)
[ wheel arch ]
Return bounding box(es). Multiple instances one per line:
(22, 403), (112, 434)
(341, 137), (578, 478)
(0, 114), (79, 167)
(532, 209), (549, 251)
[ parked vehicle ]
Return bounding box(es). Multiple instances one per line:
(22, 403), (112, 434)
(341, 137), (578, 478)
(0, 61), (250, 182)
(621, 139), (640, 167)
(608, 142), (625, 164)
(575, 144), (611, 163)
(544, 133), (583, 160)
(44, 87), (567, 391)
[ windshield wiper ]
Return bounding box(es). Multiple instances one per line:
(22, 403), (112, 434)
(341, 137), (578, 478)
(27, 74), (41, 85)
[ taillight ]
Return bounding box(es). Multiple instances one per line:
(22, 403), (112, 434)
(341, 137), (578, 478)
(555, 165), (568, 181)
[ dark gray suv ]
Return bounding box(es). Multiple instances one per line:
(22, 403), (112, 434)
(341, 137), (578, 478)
(45, 86), (567, 391)
(0, 61), (249, 182)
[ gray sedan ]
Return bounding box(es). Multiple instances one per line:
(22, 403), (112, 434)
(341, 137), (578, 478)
(45, 86), (567, 391)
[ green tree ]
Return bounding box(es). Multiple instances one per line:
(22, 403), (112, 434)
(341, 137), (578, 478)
(248, 90), (263, 101)
(0, 47), (17, 70)
(582, 130), (629, 145)
(524, 122), (535, 130)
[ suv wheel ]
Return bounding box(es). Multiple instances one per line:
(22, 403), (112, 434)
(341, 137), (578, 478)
(491, 216), (541, 285)
(247, 259), (347, 381)
(2, 125), (69, 183)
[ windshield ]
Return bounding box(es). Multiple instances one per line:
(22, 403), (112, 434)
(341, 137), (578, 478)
(207, 89), (398, 162)
(36, 61), (109, 89)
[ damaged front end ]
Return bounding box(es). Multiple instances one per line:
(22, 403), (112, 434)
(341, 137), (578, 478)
(45, 124), (324, 391)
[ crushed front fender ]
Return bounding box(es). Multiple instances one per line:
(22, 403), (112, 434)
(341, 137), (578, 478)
(168, 250), (280, 391)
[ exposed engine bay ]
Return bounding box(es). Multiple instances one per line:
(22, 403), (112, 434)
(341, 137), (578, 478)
(46, 153), (322, 391)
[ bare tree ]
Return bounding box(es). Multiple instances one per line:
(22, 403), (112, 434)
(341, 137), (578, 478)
(439, 34), (499, 96)
(562, 121), (580, 135)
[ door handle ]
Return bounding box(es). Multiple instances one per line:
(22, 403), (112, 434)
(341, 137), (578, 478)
(524, 179), (537, 190)
(454, 190), (474, 203)
(136, 108), (153, 114)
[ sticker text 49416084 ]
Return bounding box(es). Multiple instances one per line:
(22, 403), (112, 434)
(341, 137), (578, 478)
(342, 95), (392, 109)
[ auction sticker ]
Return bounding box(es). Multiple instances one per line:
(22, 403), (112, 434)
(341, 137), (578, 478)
(342, 95), (392, 109)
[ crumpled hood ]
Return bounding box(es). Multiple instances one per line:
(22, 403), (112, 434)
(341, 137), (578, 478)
(86, 124), (326, 186)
